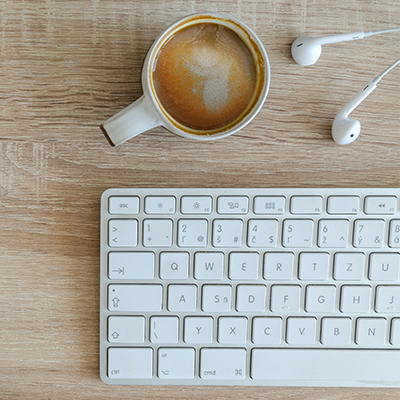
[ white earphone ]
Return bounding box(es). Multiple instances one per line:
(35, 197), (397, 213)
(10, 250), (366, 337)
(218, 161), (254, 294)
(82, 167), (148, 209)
(332, 58), (400, 145)
(291, 28), (400, 145)
(291, 28), (400, 66)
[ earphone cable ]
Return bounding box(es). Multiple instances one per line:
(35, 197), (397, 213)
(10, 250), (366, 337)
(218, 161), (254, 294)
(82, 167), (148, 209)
(373, 57), (400, 84)
(370, 27), (400, 36)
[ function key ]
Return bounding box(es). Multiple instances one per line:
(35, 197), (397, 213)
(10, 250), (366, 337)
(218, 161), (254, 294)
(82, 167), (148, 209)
(290, 196), (323, 214)
(109, 196), (139, 214)
(364, 196), (397, 215)
(254, 196), (285, 214)
(181, 196), (212, 214)
(145, 196), (176, 214)
(327, 196), (360, 215)
(217, 196), (249, 214)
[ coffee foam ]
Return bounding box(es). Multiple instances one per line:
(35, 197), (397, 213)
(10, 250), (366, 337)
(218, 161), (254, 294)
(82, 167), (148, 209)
(153, 23), (257, 132)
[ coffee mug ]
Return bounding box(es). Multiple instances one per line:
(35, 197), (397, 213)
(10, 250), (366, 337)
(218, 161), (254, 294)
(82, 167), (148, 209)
(101, 12), (270, 146)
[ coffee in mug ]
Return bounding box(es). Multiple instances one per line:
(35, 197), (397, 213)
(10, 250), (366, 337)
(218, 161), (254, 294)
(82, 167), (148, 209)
(101, 13), (270, 146)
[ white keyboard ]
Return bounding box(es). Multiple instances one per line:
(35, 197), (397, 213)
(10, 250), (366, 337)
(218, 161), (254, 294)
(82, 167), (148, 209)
(100, 188), (400, 387)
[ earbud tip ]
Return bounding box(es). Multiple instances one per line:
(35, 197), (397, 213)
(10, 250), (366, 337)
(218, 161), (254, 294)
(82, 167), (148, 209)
(291, 36), (321, 66)
(332, 118), (361, 145)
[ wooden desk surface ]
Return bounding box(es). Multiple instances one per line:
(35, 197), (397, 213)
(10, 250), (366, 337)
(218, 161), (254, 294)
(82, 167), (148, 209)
(0, 0), (399, 398)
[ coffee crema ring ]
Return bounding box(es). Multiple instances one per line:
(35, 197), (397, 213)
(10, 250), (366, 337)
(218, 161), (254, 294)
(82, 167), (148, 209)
(153, 23), (258, 133)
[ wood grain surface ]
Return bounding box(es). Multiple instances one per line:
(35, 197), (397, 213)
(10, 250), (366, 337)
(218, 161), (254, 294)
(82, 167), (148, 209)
(0, 0), (399, 398)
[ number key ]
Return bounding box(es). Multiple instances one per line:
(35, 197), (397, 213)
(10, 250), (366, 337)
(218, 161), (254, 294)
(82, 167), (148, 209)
(353, 219), (385, 248)
(247, 219), (278, 247)
(282, 219), (313, 248)
(318, 219), (349, 248)
(389, 219), (400, 248)
(178, 219), (208, 247)
(213, 219), (243, 247)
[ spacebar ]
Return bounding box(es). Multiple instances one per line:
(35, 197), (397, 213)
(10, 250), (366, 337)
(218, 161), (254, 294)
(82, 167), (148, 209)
(251, 349), (400, 383)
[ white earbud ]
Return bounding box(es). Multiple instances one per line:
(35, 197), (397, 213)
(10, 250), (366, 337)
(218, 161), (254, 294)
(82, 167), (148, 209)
(332, 57), (400, 145)
(332, 82), (376, 145)
(291, 28), (400, 66)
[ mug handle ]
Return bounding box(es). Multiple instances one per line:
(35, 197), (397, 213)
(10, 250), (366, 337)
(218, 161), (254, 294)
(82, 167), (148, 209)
(101, 95), (161, 146)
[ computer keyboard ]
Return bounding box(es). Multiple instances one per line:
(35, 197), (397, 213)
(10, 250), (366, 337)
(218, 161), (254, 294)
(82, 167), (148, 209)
(100, 188), (400, 387)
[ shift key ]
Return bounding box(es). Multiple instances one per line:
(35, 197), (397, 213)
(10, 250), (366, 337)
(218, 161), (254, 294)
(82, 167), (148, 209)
(108, 284), (162, 312)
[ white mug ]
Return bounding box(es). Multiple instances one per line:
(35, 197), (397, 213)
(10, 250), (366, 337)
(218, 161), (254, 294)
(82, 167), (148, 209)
(101, 12), (270, 146)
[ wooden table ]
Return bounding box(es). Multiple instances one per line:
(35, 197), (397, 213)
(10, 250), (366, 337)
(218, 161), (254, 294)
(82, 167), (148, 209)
(1, 0), (399, 398)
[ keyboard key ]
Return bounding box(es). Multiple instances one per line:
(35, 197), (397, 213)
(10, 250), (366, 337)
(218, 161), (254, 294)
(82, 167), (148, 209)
(305, 285), (336, 313)
(333, 252), (365, 281)
(178, 219), (208, 247)
(181, 196), (212, 214)
(251, 349), (400, 381)
(213, 219), (243, 247)
(247, 219), (278, 247)
(270, 285), (301, 313)
(150, 316), (179, 343)
(236, 284), (267, 312)
(108, 252), (154, 279)
(167, 285), (197, 312)
(109, 196), (140, 214)
(264, 252), (295, 280)
(290, 196), (323, 214)
(108, 348), (153, 379)
(159, 252), (189, 280)
(184, 317), (213, 344)
(327, 195), (360, 214)
(368, 253), (400, 281)
(298, 252), (329, 281)
(356, 318), (386, 346)
(143, 219), (173, 247)
(108, 316), (145, 343)
(200, 348), (246, 380)
(108, 284), (162, 312)
(391, 318), (400, 345)
(317, 219), (349, 248)
(218, 317), (248, 344)
(286, 317), (317, 345)
(202, 285), (232, 312)
(145, 196), (176, 214)
(353, 219), (385, 248)
(194, 252), (224, 280)
(320, 317), (352, 345)
(282, 219), (313, 248)
(340, 285), (371, 313)
(108, 219), (138, 247)
(158, 348), (195, 379)
(229, 252), (259, 280)
(252, 317), (283, 345)
(364, 196), (397, 215)
(375, 285), (400, 313)
(217, 196), (249, 214)
(254, 196), (285, 214)
(389, 220), (400, 248)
